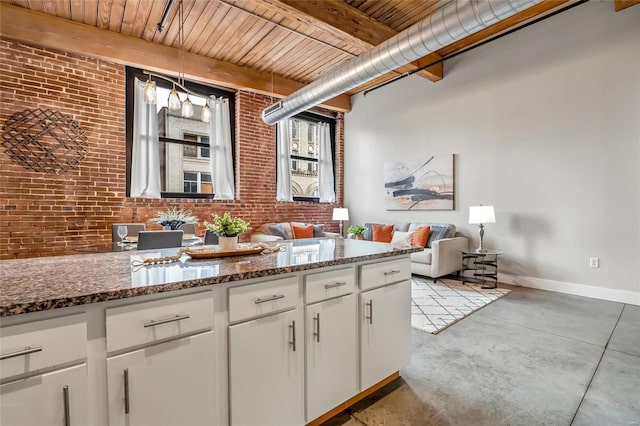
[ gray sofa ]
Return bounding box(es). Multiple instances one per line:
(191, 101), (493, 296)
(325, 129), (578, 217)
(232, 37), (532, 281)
(250, 221), (340, 243)
(361, 222), (469, 280)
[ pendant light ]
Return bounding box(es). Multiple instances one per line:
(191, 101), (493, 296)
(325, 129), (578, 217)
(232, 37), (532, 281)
(182, 96), (194, 118)
(168, 84), (182, 112)
(201, 102), (211, 123)
(143, 76), (157, 104)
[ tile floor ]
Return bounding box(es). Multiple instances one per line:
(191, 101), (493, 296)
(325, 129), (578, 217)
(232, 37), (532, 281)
(323, 284), (640, 426)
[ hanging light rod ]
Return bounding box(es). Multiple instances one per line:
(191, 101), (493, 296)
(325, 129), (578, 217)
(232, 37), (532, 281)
(142, 70), (212, 122)
(142, 70), (209, 98)
(157, 0), (177, 33)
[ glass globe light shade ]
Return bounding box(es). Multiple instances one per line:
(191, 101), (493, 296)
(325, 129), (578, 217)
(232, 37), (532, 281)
(143, 79), (157, 104)
(168, 88), (182, 112)
(182, 96), (194, 118)
(201, 103), (211, 123)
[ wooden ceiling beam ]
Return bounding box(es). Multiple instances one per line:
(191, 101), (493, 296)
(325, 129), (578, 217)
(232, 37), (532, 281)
(614, 0), (640, 11)
(0, 3), (351, 113)
(249, 0), (443, 82)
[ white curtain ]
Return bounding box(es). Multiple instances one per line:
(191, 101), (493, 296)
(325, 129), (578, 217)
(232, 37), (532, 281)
(276, 119), (293, 201)
(209, 97), (235, 199)
(130, 77), (161, 198)
(318, 122), (336, 203)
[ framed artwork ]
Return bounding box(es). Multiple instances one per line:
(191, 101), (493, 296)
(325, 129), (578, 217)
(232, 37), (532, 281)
(384, 154), (454, 210)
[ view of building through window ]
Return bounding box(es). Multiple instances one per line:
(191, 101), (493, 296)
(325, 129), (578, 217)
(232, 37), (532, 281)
(289, 117), (319, 199)
(155, 86), (213, 195)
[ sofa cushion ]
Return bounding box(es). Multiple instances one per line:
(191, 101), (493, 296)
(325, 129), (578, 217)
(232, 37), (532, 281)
(292, 223), (314, 239)
(267, 224), (287, 239)
(390, 230), (413, 245)
(411, 249), (432, 265)
(372, 224), (394, 242)
(312, 224), (325, 237)
(427, 224), (456, 247)
(411, 226), (430, 248)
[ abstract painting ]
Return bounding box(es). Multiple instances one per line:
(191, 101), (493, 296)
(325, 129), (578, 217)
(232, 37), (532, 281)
(384, 154), (454, 210)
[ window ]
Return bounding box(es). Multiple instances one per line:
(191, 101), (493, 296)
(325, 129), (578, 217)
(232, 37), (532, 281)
(125, 67), (235, 199)
(184, 171), (212, 194)
(280, 112), (336, 202)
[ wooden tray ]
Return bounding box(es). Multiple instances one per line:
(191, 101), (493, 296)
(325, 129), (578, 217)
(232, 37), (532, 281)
(184, 246), (264, 259)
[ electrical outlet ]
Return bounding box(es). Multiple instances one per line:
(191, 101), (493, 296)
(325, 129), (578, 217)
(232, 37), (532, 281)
(589, 257), (599, 268)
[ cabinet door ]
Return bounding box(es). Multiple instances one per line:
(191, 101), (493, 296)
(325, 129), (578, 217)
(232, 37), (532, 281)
(229, 309), (302, 426)
(360, 280), (411, 390)
(305, 294), (358, 422)
(1, 364), (88, 426)
(106, 331), (215, 426)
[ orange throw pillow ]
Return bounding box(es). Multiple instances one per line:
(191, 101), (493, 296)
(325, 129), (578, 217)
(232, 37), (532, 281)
(372, 224), (394, 243)
(411, 226), (431, 247)
(292, 223), (314, 239)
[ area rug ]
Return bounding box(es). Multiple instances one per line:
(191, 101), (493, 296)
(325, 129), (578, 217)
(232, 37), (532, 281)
(411, 276), (511, 334)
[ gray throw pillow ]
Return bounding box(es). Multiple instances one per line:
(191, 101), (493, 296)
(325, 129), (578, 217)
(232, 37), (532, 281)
(312, 224), (324, 237)
(267, 224), (287, 239)
(427, 225), (449, 247)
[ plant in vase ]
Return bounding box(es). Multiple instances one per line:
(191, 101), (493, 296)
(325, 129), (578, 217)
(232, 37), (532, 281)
(149, 207), (199, 230)
(204, 212), (249, 251)
(347, 224), (366, 240)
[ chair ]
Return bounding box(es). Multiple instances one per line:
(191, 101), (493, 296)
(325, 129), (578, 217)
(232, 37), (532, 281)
(177, 223), (196, 235)
(136, 230), (184, 250)
(111, 223), (146, 242)
(204, 229), (219, 245)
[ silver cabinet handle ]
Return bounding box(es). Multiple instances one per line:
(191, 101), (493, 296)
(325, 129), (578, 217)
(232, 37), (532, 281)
(63, 385), (70, 426)
(255, 294), (285, 304)
(143, 314), (190, 328)
(124, 369), (130, 414)
(289, 321), (296, 352)
(365, 300), (373, 325)
(324, 281), (347, 289)
(0, 345), (43, 360)
(313, 313), (320, 343)
(384, 270), (401, 276)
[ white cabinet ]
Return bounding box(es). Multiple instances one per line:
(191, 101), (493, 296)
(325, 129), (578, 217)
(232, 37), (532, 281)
(106, 331), (215, 426)
(105, 291), (215, 426)
(0, 313), (88, 426)
(229, 308), (303, 426)
(360, 280), (411, 390)
(1, 364), (88, 426)
(305, 294), (358, 422)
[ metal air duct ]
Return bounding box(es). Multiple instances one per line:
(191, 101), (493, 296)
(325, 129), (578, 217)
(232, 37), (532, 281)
(262, 0), (543, 125)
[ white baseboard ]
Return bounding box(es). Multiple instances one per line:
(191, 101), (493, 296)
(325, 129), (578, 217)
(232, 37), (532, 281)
(499, 273), (640, 306)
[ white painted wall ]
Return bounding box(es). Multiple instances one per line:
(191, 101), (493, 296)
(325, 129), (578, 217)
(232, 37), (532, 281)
(344, 2), (640, 303)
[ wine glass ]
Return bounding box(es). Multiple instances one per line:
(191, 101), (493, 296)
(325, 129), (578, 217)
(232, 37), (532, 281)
(117, 225), (128, 246)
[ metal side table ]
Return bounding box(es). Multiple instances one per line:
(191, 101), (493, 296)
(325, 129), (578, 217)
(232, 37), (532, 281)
(461, 249), (503, 289)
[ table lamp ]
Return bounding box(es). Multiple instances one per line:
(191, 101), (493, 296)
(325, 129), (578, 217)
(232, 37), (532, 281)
(469, 205), (495, 252)
(332, 208), (349, 237)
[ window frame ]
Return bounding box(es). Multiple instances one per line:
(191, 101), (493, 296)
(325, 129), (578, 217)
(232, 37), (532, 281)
(278, 111), (336, 203)
(125, 66), (236, 199)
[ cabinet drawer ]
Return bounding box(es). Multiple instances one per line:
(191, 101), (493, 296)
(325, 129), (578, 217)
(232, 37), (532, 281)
(106, 291), (214, 353)
(0, 313), (86, 380)
(305, 267), (355, 304)
(359, 258), (411, 291)
(229, 276), (298, 323)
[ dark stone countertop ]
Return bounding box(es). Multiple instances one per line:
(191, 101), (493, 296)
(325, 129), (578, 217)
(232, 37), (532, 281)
(0, 238), (420, 317)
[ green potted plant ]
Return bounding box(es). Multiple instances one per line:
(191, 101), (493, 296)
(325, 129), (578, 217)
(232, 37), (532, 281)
(149, 207), (198, 230)
(347, 224), (366, 240)
(205, 212), (249, 251)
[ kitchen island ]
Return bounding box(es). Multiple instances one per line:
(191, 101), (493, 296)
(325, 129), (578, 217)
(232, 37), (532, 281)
(1, 238), (420, 426)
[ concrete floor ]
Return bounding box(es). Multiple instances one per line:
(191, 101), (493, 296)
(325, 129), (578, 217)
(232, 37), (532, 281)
(323, 285), (640, 426)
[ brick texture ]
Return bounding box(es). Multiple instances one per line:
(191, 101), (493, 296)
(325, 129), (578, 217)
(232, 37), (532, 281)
(0, 39), (344, 259)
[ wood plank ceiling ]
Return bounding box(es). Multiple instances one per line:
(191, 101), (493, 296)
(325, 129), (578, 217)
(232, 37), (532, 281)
(1, 0), (627, 109)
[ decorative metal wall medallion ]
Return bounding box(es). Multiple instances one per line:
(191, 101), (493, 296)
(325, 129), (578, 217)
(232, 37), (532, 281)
(2, 108), (88, 174)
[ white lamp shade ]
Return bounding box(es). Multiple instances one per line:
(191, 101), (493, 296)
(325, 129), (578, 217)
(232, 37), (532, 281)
(332, 208), (349, 221)
(469, 205), (495, 224)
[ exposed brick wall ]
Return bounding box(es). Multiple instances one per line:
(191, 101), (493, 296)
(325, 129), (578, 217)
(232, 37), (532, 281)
(0, 39), (344, 259)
